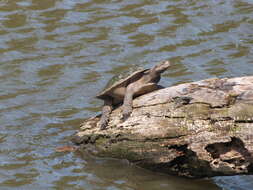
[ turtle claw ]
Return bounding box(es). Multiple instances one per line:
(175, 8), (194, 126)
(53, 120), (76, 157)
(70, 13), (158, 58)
(122, 113), (130, 121)
(122, 106), (132, 121)
(98, 120), (107, 130)
(100, 124), (107, 130)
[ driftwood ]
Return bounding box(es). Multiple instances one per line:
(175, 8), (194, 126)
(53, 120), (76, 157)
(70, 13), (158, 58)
(72, 76), (253, 178)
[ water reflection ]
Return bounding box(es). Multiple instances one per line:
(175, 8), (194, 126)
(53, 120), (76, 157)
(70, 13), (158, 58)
(0, 0), (253, 189)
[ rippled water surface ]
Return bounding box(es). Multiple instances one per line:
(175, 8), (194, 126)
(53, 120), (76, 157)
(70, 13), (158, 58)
(1, 0), (253, 189)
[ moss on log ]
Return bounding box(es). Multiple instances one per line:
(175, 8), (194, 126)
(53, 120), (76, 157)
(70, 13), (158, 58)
(72, 76), (253, 178)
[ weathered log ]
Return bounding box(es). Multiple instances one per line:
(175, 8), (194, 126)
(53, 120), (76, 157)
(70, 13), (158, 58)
(72, 76), (253, 178)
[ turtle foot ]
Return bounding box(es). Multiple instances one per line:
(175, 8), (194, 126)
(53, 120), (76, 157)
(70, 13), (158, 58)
(98, 120), (108, 130)
(122, 106), (132, 121)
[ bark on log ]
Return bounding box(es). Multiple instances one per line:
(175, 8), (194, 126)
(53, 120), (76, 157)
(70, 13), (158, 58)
(72, 76), (253, 178)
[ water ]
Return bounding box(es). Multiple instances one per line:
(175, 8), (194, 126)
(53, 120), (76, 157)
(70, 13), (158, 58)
(0, 0), (253, 189)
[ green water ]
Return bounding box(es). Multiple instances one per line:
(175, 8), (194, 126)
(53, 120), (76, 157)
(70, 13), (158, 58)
(0, 0), (253, 189)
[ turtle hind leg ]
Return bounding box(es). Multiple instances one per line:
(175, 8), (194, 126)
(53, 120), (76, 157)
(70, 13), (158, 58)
(98, 98), (113, 130)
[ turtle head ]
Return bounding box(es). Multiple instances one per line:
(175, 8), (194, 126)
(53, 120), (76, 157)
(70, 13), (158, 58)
(153, 60), (171, 73)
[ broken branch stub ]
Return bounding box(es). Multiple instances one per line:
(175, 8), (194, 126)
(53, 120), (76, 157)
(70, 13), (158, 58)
(72, 76), (253, 178)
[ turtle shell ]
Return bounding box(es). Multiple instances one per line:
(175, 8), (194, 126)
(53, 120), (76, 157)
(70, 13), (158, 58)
(96, 67), (149, 100)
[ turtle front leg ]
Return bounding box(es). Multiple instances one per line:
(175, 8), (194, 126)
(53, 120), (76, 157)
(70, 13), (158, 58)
(98, 98), (113, 130)
(122, 87), (134, 120)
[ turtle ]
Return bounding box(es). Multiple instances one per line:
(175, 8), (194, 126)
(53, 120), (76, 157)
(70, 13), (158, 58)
(96, 60), (171, 130)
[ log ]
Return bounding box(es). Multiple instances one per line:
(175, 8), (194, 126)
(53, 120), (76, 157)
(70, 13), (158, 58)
(72, 76), (253, 178)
